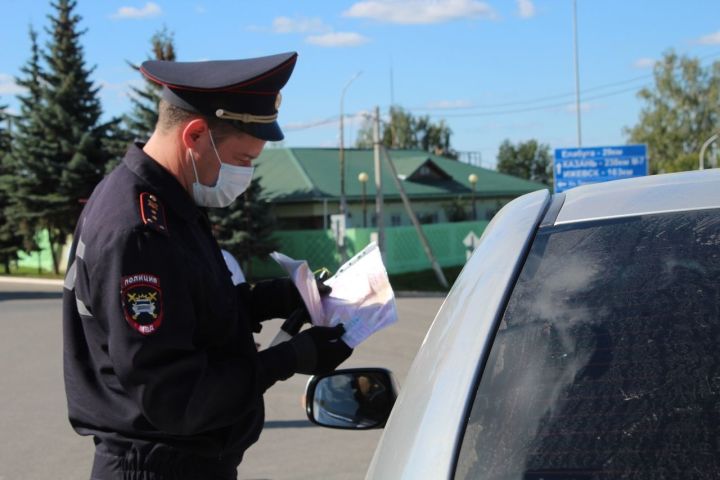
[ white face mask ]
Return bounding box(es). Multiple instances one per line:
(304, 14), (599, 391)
(189, 130), (254, 208)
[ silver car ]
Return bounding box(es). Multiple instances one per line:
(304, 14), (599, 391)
(306, 168), (720, 479)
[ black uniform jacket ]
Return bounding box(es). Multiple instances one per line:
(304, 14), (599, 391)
(62, 144), (297, 463)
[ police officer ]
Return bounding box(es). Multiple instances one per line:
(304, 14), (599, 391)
(62, 52), (353, 479)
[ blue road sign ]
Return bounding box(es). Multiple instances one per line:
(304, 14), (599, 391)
(554, 144), (648, 193)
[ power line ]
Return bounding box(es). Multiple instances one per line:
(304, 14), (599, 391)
(408, 75), (647, 112)
(407, 50), (720, 113)
(425, 84), (643, 118)
(282, 115), (340, 131)
(284, 50), (720, 129)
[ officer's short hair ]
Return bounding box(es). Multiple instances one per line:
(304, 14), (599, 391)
(157, 99), (243, 140)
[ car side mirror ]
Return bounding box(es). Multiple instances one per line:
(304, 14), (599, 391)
(305, 368), (398, 430)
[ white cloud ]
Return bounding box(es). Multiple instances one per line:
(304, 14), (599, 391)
(111, 2), (162, 20)
(268, 16), (367, 47)
(0, 74), (25, 95)
(195, 5), (206, 14)
(697, 31), (720, 45)
(273, 16), (330, 34)
(633, 57), (655, 69)
(306, 32), (370, 47)
(425, 99), (475, 109)
(343, 0), (497, 25)
(517, 0), (535, 18)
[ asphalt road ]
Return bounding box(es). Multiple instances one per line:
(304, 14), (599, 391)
(0, 279), (444, 480)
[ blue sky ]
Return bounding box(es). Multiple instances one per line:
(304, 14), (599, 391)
(2, 0), (720, 167)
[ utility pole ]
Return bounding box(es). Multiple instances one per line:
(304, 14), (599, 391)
(373, 106), (385, 256)
(389, 58), (395, 106)
(339, 72), (362, 225)
(381, 146), (449, 289)
(572, 0), (582, 147)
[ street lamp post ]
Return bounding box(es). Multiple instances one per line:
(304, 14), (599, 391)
(699, 132), (719, 170)
(358, 172), (369, 227)
(468, 173), (478, 220)
(572, 0), (582, 147)
(339, 71), (362, 223)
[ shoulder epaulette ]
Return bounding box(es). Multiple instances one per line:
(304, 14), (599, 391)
(139, 192), (169, 235)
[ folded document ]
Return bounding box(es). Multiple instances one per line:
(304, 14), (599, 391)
(270, 243), (398, 348)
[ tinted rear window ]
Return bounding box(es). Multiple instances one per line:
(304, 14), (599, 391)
(455, 209), (720, 479)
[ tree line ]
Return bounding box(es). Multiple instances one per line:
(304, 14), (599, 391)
(1, 1), (717, 274)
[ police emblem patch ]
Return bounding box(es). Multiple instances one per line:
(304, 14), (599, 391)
(121, 273), (163, 335)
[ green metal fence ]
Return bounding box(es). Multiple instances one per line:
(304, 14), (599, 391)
(250, 220), (489, 278)
(16, 230), (56, 273)
(14, 221), (489, 277)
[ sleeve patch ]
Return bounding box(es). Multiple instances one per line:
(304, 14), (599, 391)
(139, 192), (168, 235)
(121, 273), (164, 335)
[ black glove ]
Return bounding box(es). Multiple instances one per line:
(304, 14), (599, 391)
(317, 280), (332, 296)
(289, 324), (353, 375)
(274, 277), (332, 314)
(280, 308), (310, 337)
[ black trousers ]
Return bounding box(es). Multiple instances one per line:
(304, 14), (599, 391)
(90, 445), (239, 480)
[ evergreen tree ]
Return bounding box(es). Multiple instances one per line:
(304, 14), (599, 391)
(125, 27), (177, 142)
(208, 178), (278, 279)
(36, 0), (115, 273)
(0, 106), (22, 273)
(102, 119), (134, 174)
(101, 28), (177, 174)
(1, 26), (48, 269)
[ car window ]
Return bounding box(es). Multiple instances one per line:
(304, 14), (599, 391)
(455, 208), (720, 479)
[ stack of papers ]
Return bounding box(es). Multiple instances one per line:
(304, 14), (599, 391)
(270, 242), (398, 348)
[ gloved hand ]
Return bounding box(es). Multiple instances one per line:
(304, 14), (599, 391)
(280, 307), (310, 337)
(276, 277), (332, 313)
(317, 280), (332, 296)
(242, 277), (329, 324)
(289, 324), (353, 375)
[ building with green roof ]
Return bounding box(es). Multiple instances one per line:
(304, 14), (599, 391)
(254, 147), (548, 230)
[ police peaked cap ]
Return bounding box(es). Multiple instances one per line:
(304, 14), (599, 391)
(140, 52), (298, 141)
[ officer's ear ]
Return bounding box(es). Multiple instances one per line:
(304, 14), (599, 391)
(181, 118), (210, 151)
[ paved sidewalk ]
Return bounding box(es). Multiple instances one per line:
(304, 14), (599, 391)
(0, 275), (64, 286)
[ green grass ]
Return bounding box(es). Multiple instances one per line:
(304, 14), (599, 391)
(2, 265), (64, 279)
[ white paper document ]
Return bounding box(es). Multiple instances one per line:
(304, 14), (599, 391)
(269, 251), (325, 326)
(270, 243), (398, 348)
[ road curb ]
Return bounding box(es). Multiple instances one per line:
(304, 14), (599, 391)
(0, 278), (449, 296)
(0, 276), (64, 287)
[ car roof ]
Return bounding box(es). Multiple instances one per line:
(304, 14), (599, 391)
(555, 168), (720, 225)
